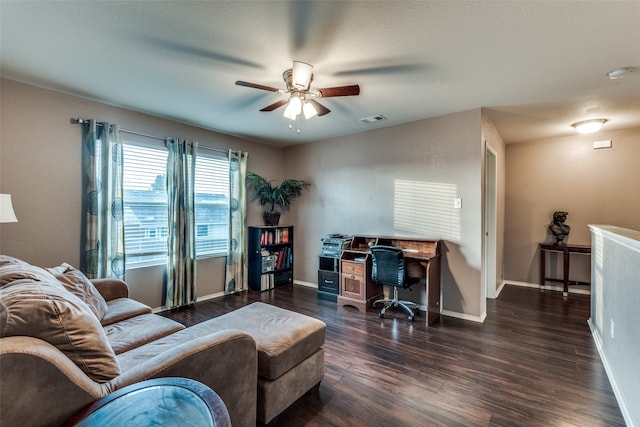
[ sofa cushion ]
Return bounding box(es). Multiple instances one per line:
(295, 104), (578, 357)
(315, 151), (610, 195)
(51, 264), (109, 321)
(0, 279), (121, 383)
(105, 313), (185, 354)
(194, 302), (326, 380)
(0, 255), (60, 288)
(101, 297), (152, 326)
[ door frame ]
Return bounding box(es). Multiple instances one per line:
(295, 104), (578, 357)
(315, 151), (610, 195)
(483, 144), (498, 304)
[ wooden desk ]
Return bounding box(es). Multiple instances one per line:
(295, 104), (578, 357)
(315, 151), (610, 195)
(337, 236), (442, 325)
(539, 243), (591, 296)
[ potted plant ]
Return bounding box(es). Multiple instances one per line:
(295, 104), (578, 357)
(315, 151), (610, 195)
(246, 172), (311, 226)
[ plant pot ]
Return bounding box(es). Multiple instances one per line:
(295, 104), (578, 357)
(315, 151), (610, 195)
(263, 212), (281, 226)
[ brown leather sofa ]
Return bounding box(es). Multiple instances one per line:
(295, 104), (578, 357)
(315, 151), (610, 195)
(0, 255), (257, 427)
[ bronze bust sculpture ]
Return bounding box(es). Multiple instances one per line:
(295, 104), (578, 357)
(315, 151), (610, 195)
(548, 211), (570, 246)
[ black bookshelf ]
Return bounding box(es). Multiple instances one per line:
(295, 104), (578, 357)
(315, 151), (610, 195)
(248, 226), (294, 291)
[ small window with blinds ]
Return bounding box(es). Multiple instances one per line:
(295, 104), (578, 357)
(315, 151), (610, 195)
(122, 142), (229, 268)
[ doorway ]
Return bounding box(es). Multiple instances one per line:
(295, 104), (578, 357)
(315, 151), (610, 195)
(484, 145), (497, 301)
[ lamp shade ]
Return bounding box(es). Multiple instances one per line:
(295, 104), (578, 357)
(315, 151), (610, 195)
(283, 95), (302, 120)
(0, 194), (18, 223)
(292, 61), (313, 90)
(303, 101), (318, 119)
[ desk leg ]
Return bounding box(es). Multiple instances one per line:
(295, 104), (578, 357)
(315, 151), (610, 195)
(562, 247), (569, 297)
(420, 261), (440, 325)
(539, 248), (545, 291)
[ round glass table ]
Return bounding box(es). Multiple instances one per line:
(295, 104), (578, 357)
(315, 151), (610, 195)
(65, 378), (231, 427)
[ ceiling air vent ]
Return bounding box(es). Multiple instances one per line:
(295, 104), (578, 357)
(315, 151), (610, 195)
(359, 115), (387, 124)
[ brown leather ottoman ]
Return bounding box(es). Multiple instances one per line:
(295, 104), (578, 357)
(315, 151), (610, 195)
(202, 302), (326, 424)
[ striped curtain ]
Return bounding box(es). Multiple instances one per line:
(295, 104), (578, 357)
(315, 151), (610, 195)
(165, 138), (197, 308)
(225, 150), (248, 293)
(81, 120), (125, 279)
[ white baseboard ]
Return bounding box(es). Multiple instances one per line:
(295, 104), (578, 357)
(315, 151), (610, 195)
(152, 290), (228, 313)
(440, 309), (486, 323)
(588, 319), (635, 427)
(294, 280), (317, 289)
(495, 281), (507, 297)
(197, 290), (228, 302)
(503, 280), (590, 295)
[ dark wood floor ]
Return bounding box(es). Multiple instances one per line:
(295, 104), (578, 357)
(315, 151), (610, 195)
(161, 284), (625, 427)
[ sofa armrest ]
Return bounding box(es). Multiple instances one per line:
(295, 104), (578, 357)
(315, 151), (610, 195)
(91, 278), (129, 301)
(0, 336), (108, 427)
(112, 330), (258, 427)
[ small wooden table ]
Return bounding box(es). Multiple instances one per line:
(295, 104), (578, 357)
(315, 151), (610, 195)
(539, 243), (591, 296)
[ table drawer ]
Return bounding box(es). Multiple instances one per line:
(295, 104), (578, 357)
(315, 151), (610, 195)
(341, 261), (364, 276)
(318, 270), (339, 294)
(340, 272), (365, 299)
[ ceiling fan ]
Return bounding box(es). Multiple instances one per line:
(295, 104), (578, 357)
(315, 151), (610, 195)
(235, 61), (360, 122)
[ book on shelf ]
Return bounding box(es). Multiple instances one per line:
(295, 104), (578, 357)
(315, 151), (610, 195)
(272, 247), (293, 270)
(260, 227), (291, 246)
(261, 272), (275, 291)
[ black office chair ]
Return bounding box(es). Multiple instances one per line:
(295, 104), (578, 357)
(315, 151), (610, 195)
(371, 245), (420, 321)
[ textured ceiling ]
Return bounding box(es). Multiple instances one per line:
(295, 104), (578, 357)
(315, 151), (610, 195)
(1, 1), (639, 147)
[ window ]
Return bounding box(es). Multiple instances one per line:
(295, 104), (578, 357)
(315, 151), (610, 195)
(122, 142), (229, 267)
(194, 154), (230, 256)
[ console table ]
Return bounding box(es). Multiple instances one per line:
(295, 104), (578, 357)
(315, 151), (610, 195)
(539, 243), (591, 296)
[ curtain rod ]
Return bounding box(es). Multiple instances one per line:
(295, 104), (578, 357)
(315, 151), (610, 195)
(71, 118), (232, 155)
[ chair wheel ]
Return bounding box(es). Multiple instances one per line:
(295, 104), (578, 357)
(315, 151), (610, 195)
(408, 315), (414, 321)
(378, 313), (385, 319)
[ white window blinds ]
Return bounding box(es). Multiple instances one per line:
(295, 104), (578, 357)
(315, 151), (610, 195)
(122, 142), (229, 267)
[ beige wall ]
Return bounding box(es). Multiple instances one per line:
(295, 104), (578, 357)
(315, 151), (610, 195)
(1, 78), (508, 320)
(283, 109), (487, 319)
(0, 78), (282, 307)
(504, 127), (640, 284)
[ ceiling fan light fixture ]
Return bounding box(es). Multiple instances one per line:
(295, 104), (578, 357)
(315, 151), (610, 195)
(303, 101), (318, 119)
(292, 61), (313, 90)
(572, 118), (607, 134)
(283, 95), (302, 120)
(237, 61), (358, 127)
(283, 103), (297, 120)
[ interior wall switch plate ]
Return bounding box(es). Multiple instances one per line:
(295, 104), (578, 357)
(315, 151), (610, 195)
(454, 198), (462, 209)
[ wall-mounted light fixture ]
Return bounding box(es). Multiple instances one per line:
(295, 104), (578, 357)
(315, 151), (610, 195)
(572, 118), (607, 134)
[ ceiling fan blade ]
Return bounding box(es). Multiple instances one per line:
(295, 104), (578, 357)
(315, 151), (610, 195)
(316, 84), (360, 97)
(235, 81), (282, 93)
(137, 36), (264, 69)
(260, 99), (288, 112)
(333, 63), (427, 77)
(308, 99), (331, 116)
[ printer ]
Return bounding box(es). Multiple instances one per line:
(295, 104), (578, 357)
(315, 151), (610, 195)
(320, 234), (353, 257)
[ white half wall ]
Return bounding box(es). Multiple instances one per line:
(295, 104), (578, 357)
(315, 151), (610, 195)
(588, 224), (640, 427)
